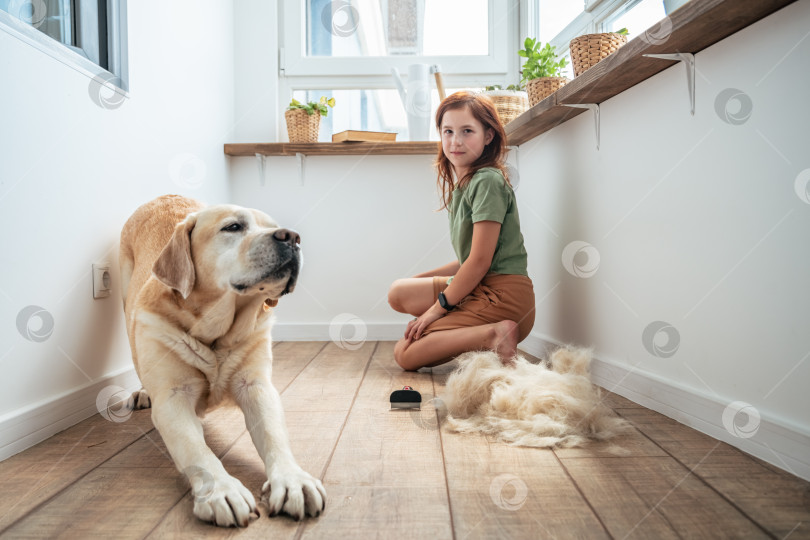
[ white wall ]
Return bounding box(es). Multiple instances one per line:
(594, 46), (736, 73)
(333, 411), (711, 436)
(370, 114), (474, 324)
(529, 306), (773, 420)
(0, 0), (234, 456)
(230, 153), (450, 341)
(517, 0), (810, 478)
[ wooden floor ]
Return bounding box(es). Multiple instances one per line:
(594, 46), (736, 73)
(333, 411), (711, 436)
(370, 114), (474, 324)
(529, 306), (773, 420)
(1, 341), (808, 539)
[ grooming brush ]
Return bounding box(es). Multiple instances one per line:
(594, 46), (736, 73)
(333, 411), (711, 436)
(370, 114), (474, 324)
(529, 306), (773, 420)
(390, 386), (421, 410)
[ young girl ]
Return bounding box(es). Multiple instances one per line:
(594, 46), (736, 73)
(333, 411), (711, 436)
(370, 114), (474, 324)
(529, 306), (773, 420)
(388, 91), (535, 371)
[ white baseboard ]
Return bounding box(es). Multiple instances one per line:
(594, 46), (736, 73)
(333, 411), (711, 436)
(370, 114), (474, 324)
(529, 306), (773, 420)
(271, 322), (405, 342)
(519, 331), (810, 482)
(0, 367), (142, 462)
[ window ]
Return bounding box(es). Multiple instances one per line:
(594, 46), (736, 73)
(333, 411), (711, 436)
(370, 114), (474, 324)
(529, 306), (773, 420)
(293, 86), (477, 141)
(530, 0), (675, 78)
(604, 0), (667, 35)
(0, 0), (72, 44)
(280, 0), (519, 141)
(306, 0), (489, 57)
(0, 0), (128, 90)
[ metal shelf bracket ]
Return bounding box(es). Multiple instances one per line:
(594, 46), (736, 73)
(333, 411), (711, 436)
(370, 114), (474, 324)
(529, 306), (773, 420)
(560, 103), (600, 150)
(255, 153), (266, 186)
(296, 152), (306, 186)
(643, 53), (696, 115)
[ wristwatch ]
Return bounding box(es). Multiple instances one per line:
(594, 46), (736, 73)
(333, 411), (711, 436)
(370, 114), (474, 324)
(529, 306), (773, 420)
(438, 291), (456, 311)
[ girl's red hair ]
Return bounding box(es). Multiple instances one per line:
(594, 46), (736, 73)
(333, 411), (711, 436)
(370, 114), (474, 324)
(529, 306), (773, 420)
(434, 91), (509, 210)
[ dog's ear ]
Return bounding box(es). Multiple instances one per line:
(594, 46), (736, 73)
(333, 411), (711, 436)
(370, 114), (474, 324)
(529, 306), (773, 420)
(152, 213), (197, 299)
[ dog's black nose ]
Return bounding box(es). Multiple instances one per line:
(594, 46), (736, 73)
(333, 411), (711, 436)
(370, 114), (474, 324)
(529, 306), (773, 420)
(273, 228), (300, 245)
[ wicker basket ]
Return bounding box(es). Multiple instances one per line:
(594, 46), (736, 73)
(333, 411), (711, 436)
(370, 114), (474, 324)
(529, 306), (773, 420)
(526, 77), (569, 107)
(569, 32), (628, 77)
(484, 90), (529, 125)
(285, 108), (321, 143)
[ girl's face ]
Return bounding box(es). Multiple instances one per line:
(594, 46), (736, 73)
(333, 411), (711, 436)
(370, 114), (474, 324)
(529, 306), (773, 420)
(440, 106), (494, 179)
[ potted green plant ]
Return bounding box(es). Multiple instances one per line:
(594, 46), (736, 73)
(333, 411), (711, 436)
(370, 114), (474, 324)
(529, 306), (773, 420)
(569, 28), (629, 78)
(482, 83), (529, 125)
(285, 96), (336, 143)
(519, 38), (569, 106)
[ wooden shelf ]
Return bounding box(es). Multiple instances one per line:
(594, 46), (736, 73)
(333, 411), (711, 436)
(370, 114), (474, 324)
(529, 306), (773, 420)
(224, 141), (438, 157)
(505, 0), (797, 146)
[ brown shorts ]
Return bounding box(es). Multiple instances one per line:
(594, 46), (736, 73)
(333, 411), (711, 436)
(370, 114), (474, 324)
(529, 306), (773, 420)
(424, 273), (535, 342)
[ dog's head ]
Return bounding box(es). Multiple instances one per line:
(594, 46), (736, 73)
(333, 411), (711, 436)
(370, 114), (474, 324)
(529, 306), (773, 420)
(152, 204), (301, 301)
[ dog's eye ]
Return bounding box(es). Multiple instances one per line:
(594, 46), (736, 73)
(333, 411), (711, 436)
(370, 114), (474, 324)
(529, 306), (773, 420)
(221, 223), (243, 232)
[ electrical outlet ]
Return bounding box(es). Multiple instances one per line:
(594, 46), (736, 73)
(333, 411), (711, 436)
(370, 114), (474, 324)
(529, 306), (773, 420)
(93, 263), (111, 299)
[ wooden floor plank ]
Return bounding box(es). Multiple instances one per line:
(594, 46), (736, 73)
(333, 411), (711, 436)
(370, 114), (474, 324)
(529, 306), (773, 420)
(552, 423), (667, 459)
(561, 456), (770, 539)
(599, 389), (643, 410)
(0, 409), (155, 531)
(299, 341), (453, 538)
(279, 341), (378, 413)
(3, 342), (809, 538)
(431, 362), (611, 539)
(99, 406), (248, 469)
(146, 340), (377, 538)
(0, 342), (320, 533)
(4, 407), (250, 538)
(2, 466), (187, 540)
(2, 344), (314, 537)
(619, 407), (810, 538)
(270, 341), (327, 391)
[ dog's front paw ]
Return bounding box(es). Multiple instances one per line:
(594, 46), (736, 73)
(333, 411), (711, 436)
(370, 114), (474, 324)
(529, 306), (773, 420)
(262, 465), (326, 520)
(190, 471), (259, 528)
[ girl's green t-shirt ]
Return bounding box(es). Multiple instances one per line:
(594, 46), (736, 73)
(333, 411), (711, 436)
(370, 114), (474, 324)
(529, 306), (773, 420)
(448, 167), (528, 276)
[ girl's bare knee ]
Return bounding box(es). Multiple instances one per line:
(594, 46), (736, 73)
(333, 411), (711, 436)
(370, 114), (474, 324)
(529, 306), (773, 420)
(394, 339), (417, 371)
(388, 281), (405, 313)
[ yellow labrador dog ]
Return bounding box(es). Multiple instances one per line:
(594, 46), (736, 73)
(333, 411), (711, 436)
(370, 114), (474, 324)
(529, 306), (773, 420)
(119, 194), (325, 527)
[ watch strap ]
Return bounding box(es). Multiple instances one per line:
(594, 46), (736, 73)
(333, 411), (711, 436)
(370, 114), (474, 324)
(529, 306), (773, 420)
(438, 291), (455, 311)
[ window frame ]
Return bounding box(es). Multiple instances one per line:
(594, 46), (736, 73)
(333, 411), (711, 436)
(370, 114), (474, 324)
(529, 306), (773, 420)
(277, 0), (521, 140)
(0, 0), (129, 92)
(280, 0), (518, 77)
(542, 0), (655, 60)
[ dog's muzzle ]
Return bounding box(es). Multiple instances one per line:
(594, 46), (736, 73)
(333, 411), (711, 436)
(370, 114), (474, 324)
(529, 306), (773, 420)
(230, 229), (302, 294)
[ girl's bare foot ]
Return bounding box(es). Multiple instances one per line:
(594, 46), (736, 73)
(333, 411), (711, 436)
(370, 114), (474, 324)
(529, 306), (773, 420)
(489, 320), (519, 365)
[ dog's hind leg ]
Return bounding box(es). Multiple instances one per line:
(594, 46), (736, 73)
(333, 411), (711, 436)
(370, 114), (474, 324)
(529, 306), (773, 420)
(127, 388), (151, 410)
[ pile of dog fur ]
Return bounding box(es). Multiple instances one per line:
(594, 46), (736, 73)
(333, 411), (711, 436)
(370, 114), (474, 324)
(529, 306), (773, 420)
(440, 347), (630, 448)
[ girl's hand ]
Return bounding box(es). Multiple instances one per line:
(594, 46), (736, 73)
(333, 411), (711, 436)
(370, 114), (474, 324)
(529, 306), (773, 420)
(403, 303), (446, 347)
